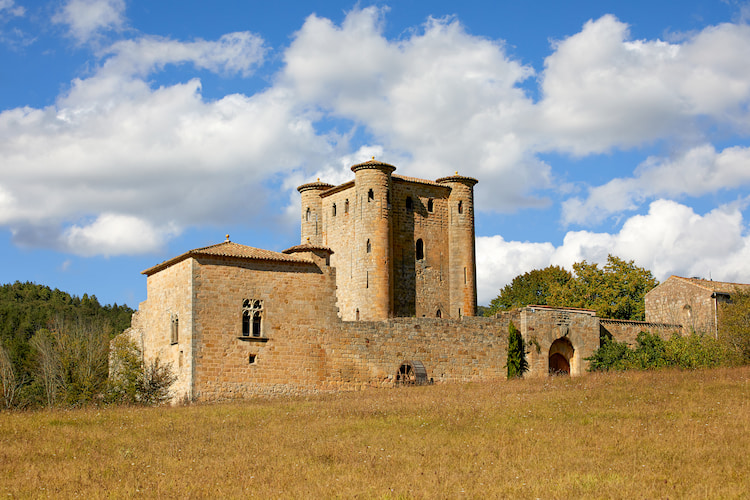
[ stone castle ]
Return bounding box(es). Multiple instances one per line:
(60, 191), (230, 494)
(122, 159), (732, 402)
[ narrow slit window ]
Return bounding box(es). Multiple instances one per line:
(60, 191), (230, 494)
(464, 267), (467, 284)
(305, 207), (310, 222)
(416, 239), (424, 260)
(368, 189), (374, 202)
(345, 199), (349, 213)
(170, 316), (179, 345)
(458, 201), (463, 214)
(427, 199), (433, 212)
(436, 309), (442, 318)
(406, 196), (413, 210)
(332, 203), (337, 216)
(366, 239), (371, 253)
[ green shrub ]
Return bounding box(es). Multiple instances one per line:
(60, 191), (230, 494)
(506, 321), (528, 378)
(588, 330), (732, 372)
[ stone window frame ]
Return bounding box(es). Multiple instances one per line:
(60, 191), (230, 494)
(241, 299), (264, 338)
(416, 238), (425, 260)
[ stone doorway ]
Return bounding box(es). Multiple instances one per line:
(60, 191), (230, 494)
(548, 337), (574, 376)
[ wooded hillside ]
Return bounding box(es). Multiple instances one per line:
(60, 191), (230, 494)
(0, 281), (133, 408)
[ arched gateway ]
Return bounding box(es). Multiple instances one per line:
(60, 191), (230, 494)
(548, 338), (574, 375)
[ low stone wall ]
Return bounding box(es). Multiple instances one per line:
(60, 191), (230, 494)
(600, 319), (682, 346)
(319, 316), (510, 390)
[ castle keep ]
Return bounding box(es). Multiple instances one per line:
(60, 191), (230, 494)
(123, 160), (684, 402)
(299, 158), (477, 321)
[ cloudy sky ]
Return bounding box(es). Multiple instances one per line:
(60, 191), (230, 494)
(1, 0), (749, 308)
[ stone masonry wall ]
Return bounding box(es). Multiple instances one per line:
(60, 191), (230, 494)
(600, 319), (682, 346)
(319, 317), (510, 390)
(391, 180), (451, 318)
(190, 255), (340, 400)
(129, 258), (194, 400)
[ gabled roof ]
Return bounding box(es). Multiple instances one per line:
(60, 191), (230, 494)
(668, 276), (750, 295)
(142, 240), (313, 276)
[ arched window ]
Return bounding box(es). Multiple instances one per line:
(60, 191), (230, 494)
(356, 309), (360, 321)
(406, 196), (413, 210)
(332, 203), (337, 216)
(305, 207), (310, 222)
(427, 199), (433, 212)
(416, 239), (424, 260)
(368, 189), (374, 202)
(436, 309), (442, 318)
(366, 239), (371, 253)
(458, 201), (463, 214)
(242, 299), (264, 337)
(252, 312), (262, 337)
(242, 310), (251, 336)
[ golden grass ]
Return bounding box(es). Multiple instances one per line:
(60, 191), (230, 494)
(1, 367), (748, 499)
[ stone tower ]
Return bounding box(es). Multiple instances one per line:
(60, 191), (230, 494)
(298, 180), (333, 246)
(297, 160), (477, 321)
(437, 174), (478, 317)
(351, 159), (395, 320)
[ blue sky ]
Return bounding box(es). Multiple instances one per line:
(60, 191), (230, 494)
(1, 0), (750, 308)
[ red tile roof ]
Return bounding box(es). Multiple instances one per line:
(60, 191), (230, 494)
(142, 240), (312, 275)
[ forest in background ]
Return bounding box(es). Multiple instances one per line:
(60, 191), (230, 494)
(0, 281), (134, 409)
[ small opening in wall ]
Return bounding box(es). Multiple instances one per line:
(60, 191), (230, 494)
(366, 271), (369, 289)
(248, 354), (256, 364)
(345, 199), (349, 213)
(305, 207), (310, 222)
(416, 239), (424, 260)
(406, 196), (413, 210)
(366, 239), (371, 253)
(332, 203), (337, 216)
(458, 200), (463, 214)
(436, 309), (442, 318)
(356, 308), (360, 321)
(427, 199), (433, 212)
(464, 267), (467, 284)
(368, 189), (374, 202)
(458, 308), (462, 318)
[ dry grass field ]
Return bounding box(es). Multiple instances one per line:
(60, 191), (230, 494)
(1, 367), (748, 499)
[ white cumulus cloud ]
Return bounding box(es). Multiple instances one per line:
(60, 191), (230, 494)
(477, 199), (750, 304)
(562, 144), (750, 225)
(53, 0), (126, 44)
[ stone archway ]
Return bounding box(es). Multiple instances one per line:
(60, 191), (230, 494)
(548, 337), (574, 376)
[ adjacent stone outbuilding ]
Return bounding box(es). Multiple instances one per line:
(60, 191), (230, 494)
(645, 276), (750, 336)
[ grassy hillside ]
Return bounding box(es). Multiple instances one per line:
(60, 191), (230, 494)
(1, 367), (748, 498)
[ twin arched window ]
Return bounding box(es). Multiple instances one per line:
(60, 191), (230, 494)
(242, 299), (263, 337)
